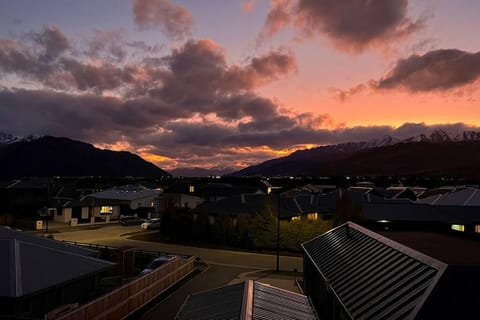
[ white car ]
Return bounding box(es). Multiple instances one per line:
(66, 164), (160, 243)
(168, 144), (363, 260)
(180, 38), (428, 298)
(141, 218), (161, 230)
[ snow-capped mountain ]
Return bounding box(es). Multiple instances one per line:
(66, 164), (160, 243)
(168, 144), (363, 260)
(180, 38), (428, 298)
(400, 130), (480, 144)
(0, 132), (43, 145)
(235, 130), (480, 177)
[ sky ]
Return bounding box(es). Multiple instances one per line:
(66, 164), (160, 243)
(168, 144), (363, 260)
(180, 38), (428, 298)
(0, 0), (479, 170)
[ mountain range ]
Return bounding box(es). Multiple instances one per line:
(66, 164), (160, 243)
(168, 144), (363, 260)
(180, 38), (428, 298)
(0, 134), (170, 179)
(234, 130), (480, 178)
(168, 166), (240, 177)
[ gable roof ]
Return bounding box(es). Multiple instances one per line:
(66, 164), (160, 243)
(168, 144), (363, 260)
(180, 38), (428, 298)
(0, 239), (114, 298)
(193, 194), (302, 219)
(87, 185), (160, 201)
(0, 227), (96, 256)
(175, 280), (317, 320)
(0, 229), (114, 298)
(302, 222), (446, 320)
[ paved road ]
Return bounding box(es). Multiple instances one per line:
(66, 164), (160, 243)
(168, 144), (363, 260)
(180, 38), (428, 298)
(53, 225), (303, 272)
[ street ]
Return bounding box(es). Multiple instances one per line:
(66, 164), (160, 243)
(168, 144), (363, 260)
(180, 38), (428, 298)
(52, 224), (303, 272)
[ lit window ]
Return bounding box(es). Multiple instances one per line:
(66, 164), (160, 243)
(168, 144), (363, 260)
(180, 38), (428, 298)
(291, 216), (301, 221)
(267, 187), (272, 194)
(451, 224), (465, 232)
(475, 225), (480, 233)
(307, 213), (318, 221)
(100, 206), (113, 214)
(189, 185), (195, 193)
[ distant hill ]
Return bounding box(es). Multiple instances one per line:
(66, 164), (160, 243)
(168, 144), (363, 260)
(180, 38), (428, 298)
(169, 166), (239, 177)
(234, 130), (480, 178)
(0, 135), (170, 178)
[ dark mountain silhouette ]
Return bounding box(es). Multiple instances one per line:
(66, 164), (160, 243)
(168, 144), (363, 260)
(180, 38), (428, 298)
(234, 131), (480, 178)
(0, 135), (170, 178)
(168, 166), (239, 177)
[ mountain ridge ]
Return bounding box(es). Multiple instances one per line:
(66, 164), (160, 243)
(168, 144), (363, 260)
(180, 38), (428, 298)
(234, 130), (480, 177)
(0, 134), (170, 179)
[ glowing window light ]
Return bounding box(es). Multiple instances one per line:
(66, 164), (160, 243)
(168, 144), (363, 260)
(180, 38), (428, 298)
(451, 224), (465, 232)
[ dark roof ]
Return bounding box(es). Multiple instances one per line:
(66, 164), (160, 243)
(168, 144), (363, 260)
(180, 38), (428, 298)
(0, 229), (114, 298)
(0, 227), (96, 256)
(302, 222), (446, 320)
(87, 185), (160, 201)
(175, 281), (317, 320)
(361, 199), (480, 224)
(379, 231), (480, 266)
(63, 196), (123, 208)
(420, 187), (480, 206)
(193, 194), (302, 219)
(252, 281), (317, 320)
(176, 282), (244, 320)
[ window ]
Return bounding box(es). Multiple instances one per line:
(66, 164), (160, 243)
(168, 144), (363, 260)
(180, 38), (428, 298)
(291, 216), (301, 221)
(451, 224), (465, 232)
(189, 185), (195, 193)
(475, 225), (480, 233)
(100, 206), (113, 214)
(307, 213), (318, 221)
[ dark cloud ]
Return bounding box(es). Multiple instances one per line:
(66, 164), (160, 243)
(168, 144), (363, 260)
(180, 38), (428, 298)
(376, 49), (480, 91)
(257, 0), (292, 45)
(132, 0), (193, 39)
(259, 0), (423, 52)
(30, 26), (70, 61)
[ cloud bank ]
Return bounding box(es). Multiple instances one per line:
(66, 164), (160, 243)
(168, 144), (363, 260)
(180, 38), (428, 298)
(259, 0), (423, 53)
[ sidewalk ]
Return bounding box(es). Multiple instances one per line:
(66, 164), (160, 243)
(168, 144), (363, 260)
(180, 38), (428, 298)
(29, 220), (119, 234)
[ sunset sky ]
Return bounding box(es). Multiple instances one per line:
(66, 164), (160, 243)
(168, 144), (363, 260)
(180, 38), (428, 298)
(0, 0), (479, 170)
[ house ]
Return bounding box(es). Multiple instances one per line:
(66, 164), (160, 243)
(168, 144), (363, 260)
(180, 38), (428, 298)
(0, 227), (115, 318)
(87, 184), (161, 209)
(175, 280), (317, 320)
(302, 222), (480, 319)
(56, 197), (122, 224)
(0, 178), (51, 217)
(155, 193), (204, 214)
(192, 193), (316, 225)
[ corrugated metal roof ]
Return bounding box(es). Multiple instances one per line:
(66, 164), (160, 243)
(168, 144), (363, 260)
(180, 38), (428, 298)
(252, 282), (317, 320)
(175, 282), (244, 320)
(302, 222), (446, 320)
(176, 281), (317, 320)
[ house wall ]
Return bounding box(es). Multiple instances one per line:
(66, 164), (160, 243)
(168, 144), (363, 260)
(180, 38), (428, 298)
(81, 207), (89, 219)
(130, 195), (156, 210)
(55, 208), (72, 223)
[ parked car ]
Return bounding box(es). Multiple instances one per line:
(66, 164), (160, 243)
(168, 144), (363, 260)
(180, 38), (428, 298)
(141, 218), (161, 230)
(139, 255), (175, 276)
(119, 216), (145, 226)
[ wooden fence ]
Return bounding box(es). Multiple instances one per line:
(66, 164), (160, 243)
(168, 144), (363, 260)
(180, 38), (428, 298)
(55, 256), (195, 320)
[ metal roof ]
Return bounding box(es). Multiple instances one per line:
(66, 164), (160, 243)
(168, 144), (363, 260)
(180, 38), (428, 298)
(302, 222), (446, 320)
(0, 238), (114, 298)
(252, 282), (317, 320)
(87, 185), (160, 201)
(175, 281), (317, 320)
(0, 227), (96, 256)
